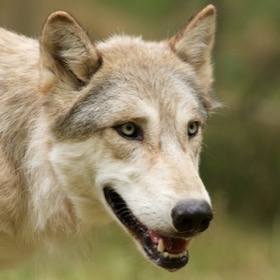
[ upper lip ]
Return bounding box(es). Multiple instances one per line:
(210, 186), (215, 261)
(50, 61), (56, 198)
(103, 187), (192, 271)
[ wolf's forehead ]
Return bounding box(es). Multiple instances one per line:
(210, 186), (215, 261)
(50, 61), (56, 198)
(96, 36), (202, 110)
(98, 36), (188, 78)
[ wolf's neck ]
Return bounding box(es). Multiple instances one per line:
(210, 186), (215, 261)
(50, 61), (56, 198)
(24, 119), (81, 238)
(25, 121), (111, 239)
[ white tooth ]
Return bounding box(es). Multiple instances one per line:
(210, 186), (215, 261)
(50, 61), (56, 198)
(180, 251), (187, 258)
(168, 253), (174, 259)
(157, 238), (164, 253)
(163, 252), (169, 258)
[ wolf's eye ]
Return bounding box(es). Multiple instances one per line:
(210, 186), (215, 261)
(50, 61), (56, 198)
(115, 122), (143, 140)
(188, 121), (200, 138)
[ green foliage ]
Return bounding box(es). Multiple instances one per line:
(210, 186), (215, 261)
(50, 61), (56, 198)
(0, 220), (279, 280)
(101, 0), (171, 20)
(202, 0), (280, 226)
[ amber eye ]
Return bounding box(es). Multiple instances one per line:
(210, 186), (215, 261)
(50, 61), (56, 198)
(115, 122), (143, 140)
(188, 121), (200, 138)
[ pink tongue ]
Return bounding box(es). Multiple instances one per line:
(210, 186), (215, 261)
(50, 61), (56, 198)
(162, 237), (187, 254)
(148, 230), (187, 254)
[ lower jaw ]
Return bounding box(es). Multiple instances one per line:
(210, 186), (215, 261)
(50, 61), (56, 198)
(145, 248), (189, 271)
(156, 254), (189, 271)
(140, 233), (189, 271)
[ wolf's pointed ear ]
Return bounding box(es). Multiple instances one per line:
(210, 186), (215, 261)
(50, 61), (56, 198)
(169, 5), (216, 85)
(40, 11), (102, 88)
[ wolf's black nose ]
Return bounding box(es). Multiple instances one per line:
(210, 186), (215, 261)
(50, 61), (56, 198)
(171, 200), (213, 234)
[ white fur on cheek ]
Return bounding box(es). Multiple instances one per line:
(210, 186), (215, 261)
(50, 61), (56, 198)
(49, 140), (112, 229)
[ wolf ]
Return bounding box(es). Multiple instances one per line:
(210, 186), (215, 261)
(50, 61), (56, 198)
(0, 5), (218, 271)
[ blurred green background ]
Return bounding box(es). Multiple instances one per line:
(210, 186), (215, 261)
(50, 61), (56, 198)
(0, 0), (279, 279)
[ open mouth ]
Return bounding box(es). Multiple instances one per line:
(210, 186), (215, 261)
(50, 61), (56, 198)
(104, 187), (191, 271)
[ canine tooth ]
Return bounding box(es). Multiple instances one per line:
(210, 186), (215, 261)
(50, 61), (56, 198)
(157, 238), (164, 253)
(185, 239), (192, 250)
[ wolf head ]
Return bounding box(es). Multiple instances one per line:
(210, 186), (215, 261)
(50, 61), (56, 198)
(39, 5), (217, 271)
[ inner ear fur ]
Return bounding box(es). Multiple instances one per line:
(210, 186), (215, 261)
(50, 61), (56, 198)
(40, 11), (102, 87)
(169, 5), (217, 110)
(169, 5), (216, 70)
